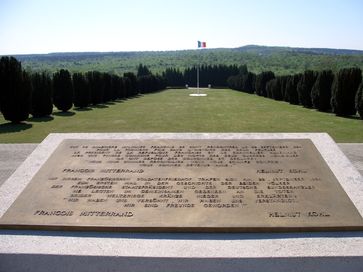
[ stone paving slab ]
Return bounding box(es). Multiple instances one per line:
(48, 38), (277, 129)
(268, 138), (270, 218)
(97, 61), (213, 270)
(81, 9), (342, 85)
(1, 143), (361, 187)
(0, 144), (38, 187)
(338, 144), (363, 176)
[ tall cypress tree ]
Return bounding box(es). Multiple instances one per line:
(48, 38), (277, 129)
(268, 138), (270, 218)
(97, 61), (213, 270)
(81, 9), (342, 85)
(31, 72), (53, 117)
(242, 72), (256, 94)
(53, 69), (73, 112)
(122, 76), (131, 98)
(86, 71), (104, 105)
(297, 70), (317, 108)
(331, 68), (362, 116)
(280, 75), (289, 102)
(356, 82), (363, 119)
(227, 75), (242, 91)
(266, 79), (277, 99)
(73, 72), (90, 108)
(124, 72), (138, 96)
(118, 76), (127, 99)
(102, 73), (112, 103)
(285, 74), (301, 105)
(266, 78), (283, 100)
(311, 70), (334, 112)
(110, 75), (121, 100)
(255, 71), (275, 97)
(0, 57), (31, 123)
(272, 77), (283, 100)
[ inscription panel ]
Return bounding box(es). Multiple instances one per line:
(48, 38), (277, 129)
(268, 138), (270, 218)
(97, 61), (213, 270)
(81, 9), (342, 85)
(0, 139), (362, 232)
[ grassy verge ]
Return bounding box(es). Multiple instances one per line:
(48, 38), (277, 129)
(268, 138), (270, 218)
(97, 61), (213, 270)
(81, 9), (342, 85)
(0, 89), (362, 143)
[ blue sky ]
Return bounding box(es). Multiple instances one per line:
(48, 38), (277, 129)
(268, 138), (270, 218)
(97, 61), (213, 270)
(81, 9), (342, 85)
(0, 0), (362, 54)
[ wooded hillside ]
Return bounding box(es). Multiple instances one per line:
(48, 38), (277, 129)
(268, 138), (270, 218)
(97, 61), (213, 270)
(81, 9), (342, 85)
(13, 45), (363, 76)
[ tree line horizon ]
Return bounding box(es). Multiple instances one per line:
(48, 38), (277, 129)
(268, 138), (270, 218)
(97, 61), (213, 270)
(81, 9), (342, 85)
(14, 46), (363, 77)
(0, 56), (362, 124)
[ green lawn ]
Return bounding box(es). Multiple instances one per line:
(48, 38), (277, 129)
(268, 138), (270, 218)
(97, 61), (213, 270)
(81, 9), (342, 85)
(0, 89), (362, 143)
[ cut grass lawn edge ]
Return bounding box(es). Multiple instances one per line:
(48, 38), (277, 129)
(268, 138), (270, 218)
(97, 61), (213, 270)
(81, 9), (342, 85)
(0, 89), (362, 143)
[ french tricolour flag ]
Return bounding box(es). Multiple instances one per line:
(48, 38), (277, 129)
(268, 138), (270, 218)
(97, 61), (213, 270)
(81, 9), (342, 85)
(198, 41), (206, 48)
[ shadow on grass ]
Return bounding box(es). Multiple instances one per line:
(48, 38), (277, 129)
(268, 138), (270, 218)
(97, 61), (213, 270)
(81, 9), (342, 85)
(28, 116), (54, 122)
(0, 122), (33, 134)
(74, 107), (93, 112)
(116, 98), (129, 102)
(92, 104), (109, 109)
(338, 115), (361, 120)
(326, 111), (361, 120)
(123, 94), (144, 100)
(53, 111), (76, 117)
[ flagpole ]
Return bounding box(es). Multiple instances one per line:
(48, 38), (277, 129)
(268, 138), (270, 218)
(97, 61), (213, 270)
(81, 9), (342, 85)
(189, 41), (207, 97)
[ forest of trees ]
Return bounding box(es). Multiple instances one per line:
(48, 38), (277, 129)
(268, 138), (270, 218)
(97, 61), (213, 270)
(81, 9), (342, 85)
(15, 45), (363, 76)
(1, 56), (363, 124)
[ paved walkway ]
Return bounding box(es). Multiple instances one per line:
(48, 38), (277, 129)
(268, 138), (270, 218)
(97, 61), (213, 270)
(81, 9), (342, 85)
(0, 144), (38, 187)
(338, 143), (363, 176)
(0, 143), (362, 187)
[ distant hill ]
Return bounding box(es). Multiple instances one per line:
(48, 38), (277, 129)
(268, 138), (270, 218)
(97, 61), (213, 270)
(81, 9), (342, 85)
(233, 45), (363, 56)
(9, 45), (363, 76)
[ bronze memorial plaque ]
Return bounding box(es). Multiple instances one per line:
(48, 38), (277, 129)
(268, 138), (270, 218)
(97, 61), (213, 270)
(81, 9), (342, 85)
(0, 139), (362, 232)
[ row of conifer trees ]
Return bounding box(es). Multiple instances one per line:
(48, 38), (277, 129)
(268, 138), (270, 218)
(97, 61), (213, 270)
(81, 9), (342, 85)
(0, 57), (166, 123)
(227, 66), (363, 118)
(1, 56), (362, 122)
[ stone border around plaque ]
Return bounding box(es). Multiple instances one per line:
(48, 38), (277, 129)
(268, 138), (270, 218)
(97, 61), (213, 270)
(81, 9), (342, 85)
(0, 137), (362, 232)
(0, 133), (362, 272)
